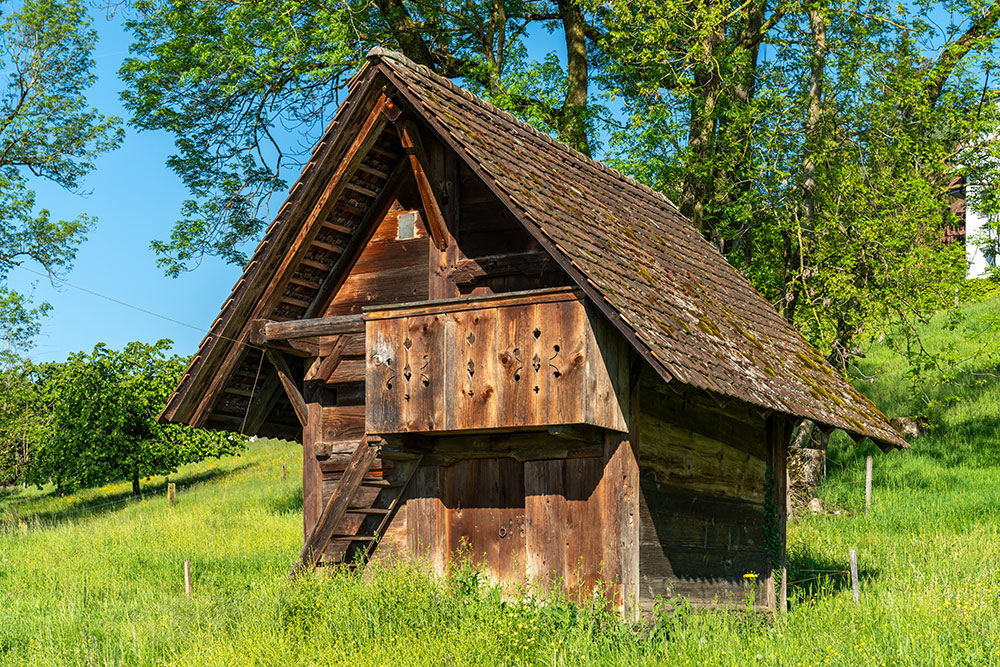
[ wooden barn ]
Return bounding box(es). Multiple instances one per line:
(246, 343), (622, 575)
(160, 48), (906, 616)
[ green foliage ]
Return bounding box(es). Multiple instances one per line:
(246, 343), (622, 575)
(28, 340), (245, 494)
(0, 359), (47, 485)
(850, 294), (1000, 431)
(0, 0), (123, 351)
(119, 0), (608, 275)
(118, 0), (1000, 381)
(595, 0), (996, 364)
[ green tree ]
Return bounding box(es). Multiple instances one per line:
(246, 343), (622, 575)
(119, 0), (612, 276)
(120, 0), (1000, 368)
(30, 340), (245, 495)
(0, 358), (47, 485)
(0, 0), (123, 353)
(595, 0), (999, 364)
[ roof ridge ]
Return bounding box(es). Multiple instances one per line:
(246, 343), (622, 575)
(365, 47), (679, 210)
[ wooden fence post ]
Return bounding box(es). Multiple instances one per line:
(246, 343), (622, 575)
(168, 482), (176, 507)
(184, 558), (191, 598)
(865, 456), (873, 512)
(281, 462), (287, 480)
(849, 549), (859, 607)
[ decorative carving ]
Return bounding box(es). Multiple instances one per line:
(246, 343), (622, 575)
(549, 344), (562, 379)
(419, 354), (430, 387)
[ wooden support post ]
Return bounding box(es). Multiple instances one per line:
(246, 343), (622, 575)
(184, 558), (192, 598)
(865, 455), (873, 512)
(302, 356), (325, 542)
(849, 549), (859, 607)
(765, 415), (789, 613)
(167, 483), (176, 507)
(395, 119), (448, 250)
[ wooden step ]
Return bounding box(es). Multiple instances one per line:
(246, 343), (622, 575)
(345, 507), (390, 515)
(360, 478), (403, 489)
(332, 534), (378, 541)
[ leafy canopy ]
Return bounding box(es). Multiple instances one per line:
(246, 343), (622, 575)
(0, 0), (123, 353)
(120, 0), (1000, 369)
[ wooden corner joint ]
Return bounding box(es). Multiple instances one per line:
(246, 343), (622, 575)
(249, 318), (272, 346)
(382, 95), (404, 122)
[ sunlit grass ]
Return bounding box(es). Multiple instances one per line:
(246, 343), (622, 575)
(1, 297), (1000, 665)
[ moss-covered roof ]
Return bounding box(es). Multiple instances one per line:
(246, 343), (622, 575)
(370, 48), (905, 449)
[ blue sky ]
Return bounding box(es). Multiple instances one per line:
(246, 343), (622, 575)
(7, 15), (279, 363)
(8, 13), (569, 364)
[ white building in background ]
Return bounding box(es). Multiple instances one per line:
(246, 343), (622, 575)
(963, 182), (997, 278)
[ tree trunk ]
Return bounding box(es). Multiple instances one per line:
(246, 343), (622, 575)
(680, 6), (725, 242)
(557, 0), (590, 155)
(132, 469), (140, 497)
(801, 0), (827, 237)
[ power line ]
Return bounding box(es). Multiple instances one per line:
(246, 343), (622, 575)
(2, 260), (257, 353)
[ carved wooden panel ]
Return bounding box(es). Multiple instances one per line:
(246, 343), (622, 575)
(365, 288), (628, 433)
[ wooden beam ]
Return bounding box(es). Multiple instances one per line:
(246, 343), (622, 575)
(252, 315), (364, 344)
(395, 119), (448, 250)
(161, 66), (383, 425)
(306, 335), (349, 382)
(265, 349), (308, 426)
(303, 158), (409, 319)
(189, 92), (392, 427)
(450, 250), (557, 286)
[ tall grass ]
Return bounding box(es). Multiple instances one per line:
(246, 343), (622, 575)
(2, 297), (1000, 665)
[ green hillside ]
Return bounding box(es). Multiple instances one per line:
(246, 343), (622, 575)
(2, 297), (1000, 666)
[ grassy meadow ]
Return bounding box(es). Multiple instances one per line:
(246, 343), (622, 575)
(2, 296), (1000, 665)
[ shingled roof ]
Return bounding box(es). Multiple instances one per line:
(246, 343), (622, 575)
(161, 48), (906, 450)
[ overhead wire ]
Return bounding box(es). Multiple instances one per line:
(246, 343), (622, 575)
(2, 260), (261, 353)
(2, 259), (272, 432)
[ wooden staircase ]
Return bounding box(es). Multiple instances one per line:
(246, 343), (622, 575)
(289, 435), (421, 578)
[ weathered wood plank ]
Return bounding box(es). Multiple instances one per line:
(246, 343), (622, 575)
(563, 456), (604, 601)
(322, 405), (366, 443)
(495, 299), (533, 429)
(403, 313), (445, 432)
(303, 161), (411, 320)
(366, 316), (406, 433)
(454, 306), (498, 430)
(525, 458), (566, 591)
(406, 465), (447, 573)
(639, 411), (767, 503)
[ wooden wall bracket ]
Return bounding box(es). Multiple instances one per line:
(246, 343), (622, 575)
(265, 349), (308, 426)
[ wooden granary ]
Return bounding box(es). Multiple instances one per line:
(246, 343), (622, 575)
(161, 49), (906, 616)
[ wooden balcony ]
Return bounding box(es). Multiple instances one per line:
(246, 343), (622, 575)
(364, 287), (629, 434)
